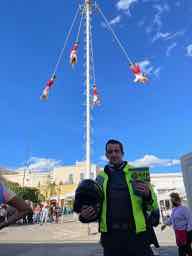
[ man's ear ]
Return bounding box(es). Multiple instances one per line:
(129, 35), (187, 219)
(105, 152), (109, 160)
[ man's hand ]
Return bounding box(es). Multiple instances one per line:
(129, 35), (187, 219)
(132, 180), (150, 199)
(79, 205), (98, 223)
(161, 224), (167, 231)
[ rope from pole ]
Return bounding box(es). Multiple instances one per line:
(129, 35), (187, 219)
(51, 6), (81, 77)
(76, 5), (85, 43)
(96, 4), (134, 66)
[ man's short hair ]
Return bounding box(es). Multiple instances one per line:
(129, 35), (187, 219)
(105, 139), (124, 154)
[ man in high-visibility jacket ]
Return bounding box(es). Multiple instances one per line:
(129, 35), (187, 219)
(79, 139), (158, 256)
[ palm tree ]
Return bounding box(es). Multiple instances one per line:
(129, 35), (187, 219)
(57, 181), (64, 203)
(46, 181), (57, 198)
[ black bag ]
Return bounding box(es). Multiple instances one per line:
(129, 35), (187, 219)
(73, 179), (103, 223)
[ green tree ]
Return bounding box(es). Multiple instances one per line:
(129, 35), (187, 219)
(18, 187), (45, 203)
(5, 180), (45, 203)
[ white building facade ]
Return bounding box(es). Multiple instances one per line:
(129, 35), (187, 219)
(150, 172), (186, 219)
(181, 153), (192, 210)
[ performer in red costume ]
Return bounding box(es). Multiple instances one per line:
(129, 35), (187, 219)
(130, 63), (148, 84)
(40, 75), (56, 100)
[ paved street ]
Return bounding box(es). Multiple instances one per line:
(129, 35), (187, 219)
(0, 220), (178, 255)
(0, 220), (100, 243)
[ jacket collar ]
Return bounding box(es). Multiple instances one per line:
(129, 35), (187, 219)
(104, 161), (127, 174)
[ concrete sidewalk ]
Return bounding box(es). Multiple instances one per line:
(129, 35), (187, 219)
(0, 222), (178, 255)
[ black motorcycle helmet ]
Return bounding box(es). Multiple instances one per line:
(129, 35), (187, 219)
(73, 179), (103, 222)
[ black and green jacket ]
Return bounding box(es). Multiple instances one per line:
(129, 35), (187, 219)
(96, 162), (158, 234)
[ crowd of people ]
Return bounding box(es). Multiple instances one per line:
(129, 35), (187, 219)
(0, 200), (74, 226)
(32, 203), (74, 225)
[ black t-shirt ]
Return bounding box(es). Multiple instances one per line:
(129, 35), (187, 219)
(108, 169), (133, 228)
(104, 163), (136, 232)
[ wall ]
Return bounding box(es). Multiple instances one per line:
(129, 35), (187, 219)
(181, 153), (192, 210)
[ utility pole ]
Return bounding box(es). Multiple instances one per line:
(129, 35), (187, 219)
(85, 0), (91, 178)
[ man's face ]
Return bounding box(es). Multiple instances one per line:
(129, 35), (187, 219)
(105, 143), (123, 166)
(171, 197), (180, 207)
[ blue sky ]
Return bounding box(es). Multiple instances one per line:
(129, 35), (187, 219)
(0, 0), (191, 173)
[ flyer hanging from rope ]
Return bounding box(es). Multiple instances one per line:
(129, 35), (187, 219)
(40, 0), (150, 101)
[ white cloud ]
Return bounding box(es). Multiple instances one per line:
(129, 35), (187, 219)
(130, 154), (180, 168)
(165, 30), (185, 40)
(101, 15), (121, 28)
(117, 0), (137, 11)
(166, 42), (177, 56)
(153, 67), (161, 78)
(152, 4), (169, 30)
(186, 44), (192, 57)
(17, 157), (61, 172)
(152, 30), (185, 43)
(152, 32), (171, 42)
(137, 59), (161, 79)
(138, 59), (154, 74)
(100, 155), (107, 162)
(100, 153), (180, 168)
(109, 15), (121, 26)
(147, 4), (170, 39)
(153, 5), (164, 29)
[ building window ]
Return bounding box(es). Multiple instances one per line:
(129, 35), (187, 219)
(68, 174), (74, 184)
(80, 173), (84, 181)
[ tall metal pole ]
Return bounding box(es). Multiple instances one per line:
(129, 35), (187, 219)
(85, 0), (91, 179)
